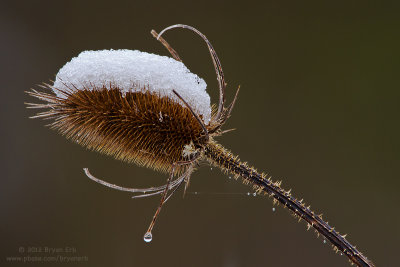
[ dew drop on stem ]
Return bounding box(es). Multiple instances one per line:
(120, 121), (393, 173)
(144, 232), (153, 243)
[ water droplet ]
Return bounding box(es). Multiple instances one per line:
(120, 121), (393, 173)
(272, 207), (276, 212)
(143, 232), (152, 243)
(323, 240), (327, 244)
(229, 176), (232, 179)
(247, 192), (250, 196)
(340, 253), (343, 256)
(253, 192), (256, 197)
(210, 167), (213, 170)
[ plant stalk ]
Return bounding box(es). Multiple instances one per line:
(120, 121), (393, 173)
(205, 141), (374, 267)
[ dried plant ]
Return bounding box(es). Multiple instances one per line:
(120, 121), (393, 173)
(26, 24), (374, 266)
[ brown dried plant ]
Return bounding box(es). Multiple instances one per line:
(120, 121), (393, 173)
(26, 24), (374, 266)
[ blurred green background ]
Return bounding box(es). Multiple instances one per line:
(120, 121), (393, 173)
(1, 1), (399, 266)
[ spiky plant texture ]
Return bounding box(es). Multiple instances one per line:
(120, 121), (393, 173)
(26, 24), (375, 267)
(27, 84), (373, 267)
(28, 85), (207, 174)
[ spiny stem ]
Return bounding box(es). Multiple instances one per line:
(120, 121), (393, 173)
(204, 141), (374, 267)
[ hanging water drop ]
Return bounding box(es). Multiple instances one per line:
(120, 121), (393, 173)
(253, 192), (256, 197)
(229, 176), (232, 179)
(323, 239), (327, 244)
(272, 207), (276, 212)
(247, 192), (250, 196)
(143, 232), (152, 243)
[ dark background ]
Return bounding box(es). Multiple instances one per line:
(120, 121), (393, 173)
(1, 1), (399, 266)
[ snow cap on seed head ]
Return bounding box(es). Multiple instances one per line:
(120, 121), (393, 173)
(53, 49), (211, 124)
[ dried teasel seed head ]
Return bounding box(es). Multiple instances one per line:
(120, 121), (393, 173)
(27, 50), (214, 174)
(26, 25), (374, 266)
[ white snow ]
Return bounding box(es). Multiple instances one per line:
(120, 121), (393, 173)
(53, 49), (211, 124)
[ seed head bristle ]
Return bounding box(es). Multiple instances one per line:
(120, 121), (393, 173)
(28, 84), (208, 174)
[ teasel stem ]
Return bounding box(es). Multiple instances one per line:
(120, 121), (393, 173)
(204, 140), (374, 267)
